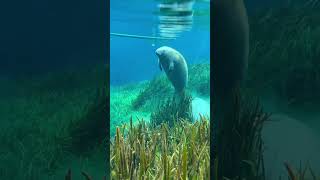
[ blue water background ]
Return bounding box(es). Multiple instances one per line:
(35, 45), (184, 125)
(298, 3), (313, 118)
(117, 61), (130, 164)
(110, 0), (210, 86)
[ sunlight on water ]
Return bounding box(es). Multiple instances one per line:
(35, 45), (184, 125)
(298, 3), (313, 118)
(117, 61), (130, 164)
(157, 0), (195, 38)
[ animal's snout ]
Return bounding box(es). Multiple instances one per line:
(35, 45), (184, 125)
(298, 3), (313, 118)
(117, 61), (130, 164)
(155, 49), (161, 57)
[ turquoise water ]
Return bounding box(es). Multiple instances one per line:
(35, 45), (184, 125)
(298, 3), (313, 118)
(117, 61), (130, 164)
(110, 0), (211, 127)
(110, 0), (210, 85)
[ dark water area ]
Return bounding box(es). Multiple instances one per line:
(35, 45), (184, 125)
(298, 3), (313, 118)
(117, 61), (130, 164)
(246, 0), (305, 9)
(0, 1), (108, 179)
(245, 0), (285, 10)
(243, 0), (320, 178)
(0, 0), (107, 79)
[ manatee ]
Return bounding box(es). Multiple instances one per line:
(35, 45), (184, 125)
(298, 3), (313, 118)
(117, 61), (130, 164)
(155, 46), (188, 93)
(211, 0), (250, 176)
(212, 0), (249, 98)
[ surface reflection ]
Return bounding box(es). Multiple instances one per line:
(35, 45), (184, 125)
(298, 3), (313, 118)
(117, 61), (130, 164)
(157, 0), (195, 38)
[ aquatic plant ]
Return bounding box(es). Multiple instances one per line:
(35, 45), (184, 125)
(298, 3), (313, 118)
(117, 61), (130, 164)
(214, 90), (271, 180)
(247, 2), (320, 106)
(64, 169), (107, 180)
(110, 82), (152, 136)
(150, 92), (193, 127)
(0, 64), (107, 179)
(68, 86), (108, 155)
(284, 162), (320, 180)
(188, 63), (210, 97)
(110, 116), (210, 179)
(131, 75), (172, 111)
(131, 63), (209, 111)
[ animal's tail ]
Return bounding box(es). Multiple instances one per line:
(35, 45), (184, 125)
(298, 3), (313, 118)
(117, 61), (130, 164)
(172, 88), (194, 122)
(173, 89), (187, 104)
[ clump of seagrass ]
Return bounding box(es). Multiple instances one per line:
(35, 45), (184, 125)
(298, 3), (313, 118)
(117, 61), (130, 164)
(68, 86), (108, 155)
(284, 162), (320, 180)
(188, 63), (210, 96)
(150, 93), (193, 127)
(214, 90), (271, 180)
(132, 63), (210, 111)
(110, 116), (210, 179)
(132, 75), (172, 110)
(247, 2), (320, 105)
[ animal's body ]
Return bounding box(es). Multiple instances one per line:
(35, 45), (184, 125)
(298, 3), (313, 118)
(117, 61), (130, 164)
(212, 0), (250, 177)
(155, 46), (188, 93)
(212, 0), (249, 99)
(212, 0), (250, 127)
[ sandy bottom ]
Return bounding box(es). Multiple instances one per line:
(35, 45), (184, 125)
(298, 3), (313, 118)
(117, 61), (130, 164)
(261, 95), (320, 179)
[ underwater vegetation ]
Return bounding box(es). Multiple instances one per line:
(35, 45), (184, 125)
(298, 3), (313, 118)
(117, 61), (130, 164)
(212, 3), (320, 176)
(64, 168), (107, 180)
(132, 75), (173, 111)
(0, 64), (107, 179)
(110, 83), (153, 137)
(213, 90), (320, 180)
(67, 86), (108, 155)
(150, 93), (193, 127)
(110, 116), (210, 179)
(110, 60), (210, 179)
(214, 90), (270, 180)
(131, 63), (209, 111)
(284, 162), (320, 180)
(247, 2), (320, 107)
(111, 62), (209, 137)
(188, 64), (210, 97)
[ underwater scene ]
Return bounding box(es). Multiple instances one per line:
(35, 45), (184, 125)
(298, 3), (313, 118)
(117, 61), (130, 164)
(110, 0), (320, 179)
(0, 65), (108, 179)
(110, 0), (210, 179)
(0, 0), (319, 179)
(212, 0), (320, 180)
(0, 0), (108, 179)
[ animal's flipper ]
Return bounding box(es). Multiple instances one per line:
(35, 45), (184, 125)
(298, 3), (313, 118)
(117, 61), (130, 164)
(172, 88), (193, 122)
(158, 59), (163, 71)
(173, 89), (186, 104)
(173, 89), (192, 113)
(169, 61), (174, 72)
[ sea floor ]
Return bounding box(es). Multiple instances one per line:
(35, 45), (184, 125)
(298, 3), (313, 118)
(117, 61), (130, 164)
(110, 81), (211, 136)
(259, 93), (320, 179)
(1, 65), (318, 179)
(0, 67), (107, 179)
